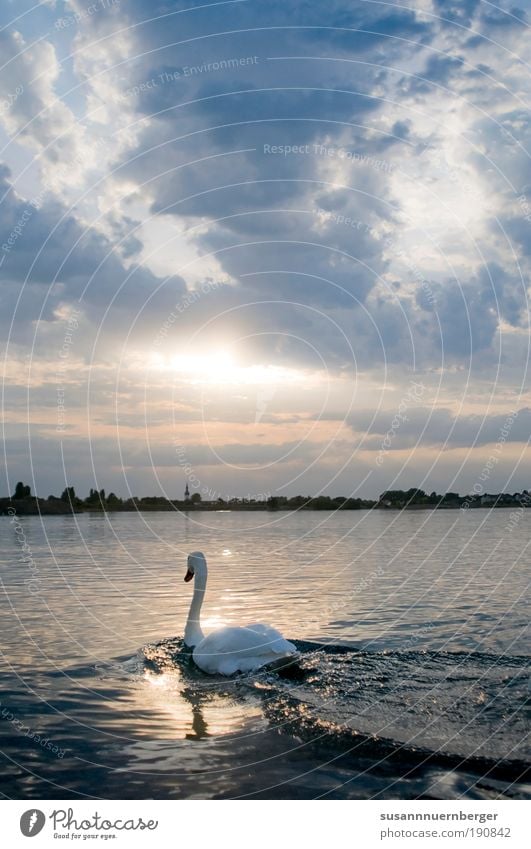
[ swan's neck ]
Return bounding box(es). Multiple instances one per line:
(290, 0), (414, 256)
(184, 569), (206, 647)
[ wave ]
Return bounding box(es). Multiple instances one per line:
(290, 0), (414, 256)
(139, 636), (530, 791)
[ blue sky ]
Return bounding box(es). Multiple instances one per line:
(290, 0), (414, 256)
(1, 0), (531, 499)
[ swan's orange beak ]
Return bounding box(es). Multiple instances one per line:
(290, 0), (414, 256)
(184, 568), (194, 582)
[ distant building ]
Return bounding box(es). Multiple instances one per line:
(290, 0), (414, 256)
(184, 483), (190, 502)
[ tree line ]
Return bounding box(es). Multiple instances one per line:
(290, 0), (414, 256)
(6, 482), (530, 512)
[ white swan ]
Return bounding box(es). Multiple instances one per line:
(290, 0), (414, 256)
(183, 551), (297, 675)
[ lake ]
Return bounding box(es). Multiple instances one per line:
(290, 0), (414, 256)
(0, 508), (529, 799)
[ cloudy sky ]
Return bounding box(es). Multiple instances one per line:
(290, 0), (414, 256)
(1, 0), (530, 500)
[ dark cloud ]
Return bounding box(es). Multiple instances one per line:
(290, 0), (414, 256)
(348, 406), (529, 450)
(479, 6), (528, 29)
(0, 166), (187, 347)
(477, 261), (528, 327)
(415, 278), (499, 357)
(504, 215), (531, 257)
(403, 54), (464, 95)
(433, 0), (481, 28)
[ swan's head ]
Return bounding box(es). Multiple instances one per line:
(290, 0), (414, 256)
(184, 551), (207, 582)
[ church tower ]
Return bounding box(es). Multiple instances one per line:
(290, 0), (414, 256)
(184, 483), (190, 502)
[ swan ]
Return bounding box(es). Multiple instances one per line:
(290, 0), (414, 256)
(183, 551), (297, 675)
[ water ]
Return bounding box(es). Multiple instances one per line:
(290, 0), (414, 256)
(0, 509), (529, 799)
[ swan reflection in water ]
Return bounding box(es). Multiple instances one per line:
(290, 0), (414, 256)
(182, 687), (209, 740)
(146, 673), (211, 740)
(141, 662), (263, 743)
(142, 670), (211, 741)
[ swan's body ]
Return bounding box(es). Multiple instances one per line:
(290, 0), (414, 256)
(183, 552), (297, 675)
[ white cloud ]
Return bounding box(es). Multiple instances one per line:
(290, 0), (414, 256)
(0, 29), (86, 181)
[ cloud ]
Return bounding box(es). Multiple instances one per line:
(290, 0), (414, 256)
(348, 405), (528, 450)
(434, 0), (481, 28)
(403, 54), (465, 95)
(0, 29), (76, 148)
(0, 165), (187, 349)
(98, 0), (529, 374)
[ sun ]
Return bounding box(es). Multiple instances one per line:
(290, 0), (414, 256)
(170, 348), (236, 381)
(148, 348), (299, 386)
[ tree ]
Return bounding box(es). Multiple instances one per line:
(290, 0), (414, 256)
(61, 486), (76, 503)
(380, 488), (427, 505)
(13, 481), (31, 499)
(287, 495), (307, 507)
(310, 495), (334, 509)
(85, 488), (107, 507)
(190, 492), (201, 504)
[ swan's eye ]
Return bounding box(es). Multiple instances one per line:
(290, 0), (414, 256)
(184, 567), (194, 582)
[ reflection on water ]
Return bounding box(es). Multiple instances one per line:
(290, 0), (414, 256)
(140, 663), (263, 743)
(0, 510), (529, 799)
(144, 672), (213, 740)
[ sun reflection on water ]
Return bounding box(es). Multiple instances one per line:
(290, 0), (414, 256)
(140, 656), (263, 742)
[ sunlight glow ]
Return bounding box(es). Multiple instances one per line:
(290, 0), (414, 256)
(171, 349), (236, 380)
(145, 672), (170, 688)
(149, 348), (301, 386)
(201, 615), (228, 630)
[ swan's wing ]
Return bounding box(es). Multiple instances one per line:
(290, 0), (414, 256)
(196, 625), (295, 656)
(245, 622), (297, 653)
(192, 625), (296, 675)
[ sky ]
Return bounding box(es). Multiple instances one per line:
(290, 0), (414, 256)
(1, 0), (531, 500)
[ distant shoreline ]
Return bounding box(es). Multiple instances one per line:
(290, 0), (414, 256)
(1, 496), (529, 517)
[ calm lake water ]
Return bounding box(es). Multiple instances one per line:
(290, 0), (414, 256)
(0, 509), (529, 799)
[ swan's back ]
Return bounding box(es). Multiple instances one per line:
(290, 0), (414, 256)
(192, 623), (296, 675)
